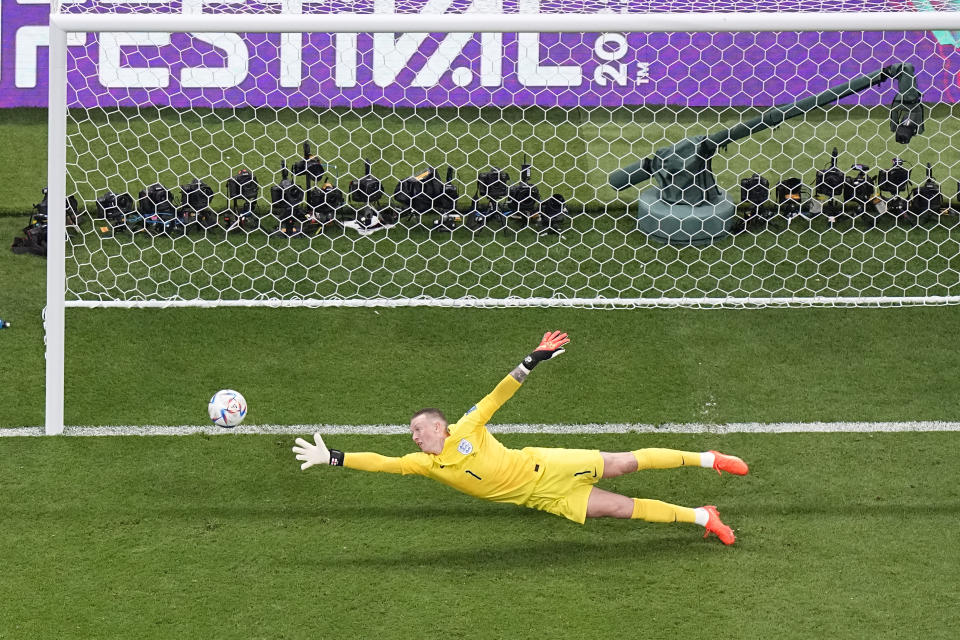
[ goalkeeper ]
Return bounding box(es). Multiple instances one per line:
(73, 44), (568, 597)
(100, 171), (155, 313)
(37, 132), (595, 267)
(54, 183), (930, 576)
(292, 331), (748, 545)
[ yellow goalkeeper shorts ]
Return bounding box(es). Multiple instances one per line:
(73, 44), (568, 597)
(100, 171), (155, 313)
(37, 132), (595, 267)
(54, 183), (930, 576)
(521, 447), (605, 524)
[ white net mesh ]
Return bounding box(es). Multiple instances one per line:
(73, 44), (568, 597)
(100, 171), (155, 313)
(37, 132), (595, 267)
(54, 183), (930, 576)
(54, 3), (960, 307)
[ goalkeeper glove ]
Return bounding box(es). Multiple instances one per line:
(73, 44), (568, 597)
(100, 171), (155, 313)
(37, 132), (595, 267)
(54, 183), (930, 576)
(520, 330), (570, 373)
(292, 433), (344, 469)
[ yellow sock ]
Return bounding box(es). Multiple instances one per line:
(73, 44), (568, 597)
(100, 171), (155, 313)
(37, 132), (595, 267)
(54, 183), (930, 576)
(631, 498), (697, 523)
(632, 448), (701, 470)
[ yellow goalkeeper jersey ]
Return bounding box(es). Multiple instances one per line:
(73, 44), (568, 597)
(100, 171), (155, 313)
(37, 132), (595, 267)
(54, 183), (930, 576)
(343, 374), (545, 505)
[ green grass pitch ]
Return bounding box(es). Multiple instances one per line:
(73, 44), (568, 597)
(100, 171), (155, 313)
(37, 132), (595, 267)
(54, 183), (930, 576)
(2, 105), (960, 639)
(3, 433), (959, 639)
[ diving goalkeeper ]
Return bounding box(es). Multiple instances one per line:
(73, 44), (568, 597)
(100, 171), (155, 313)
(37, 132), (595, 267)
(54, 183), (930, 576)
(292, 331), (748, 545)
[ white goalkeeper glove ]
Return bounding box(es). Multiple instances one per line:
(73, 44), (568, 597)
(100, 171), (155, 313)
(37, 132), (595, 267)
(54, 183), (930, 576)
(292, 433), (343, 470)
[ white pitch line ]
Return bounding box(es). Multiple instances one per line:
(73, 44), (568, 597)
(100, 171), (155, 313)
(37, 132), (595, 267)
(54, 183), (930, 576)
(2, 421), (960, 437)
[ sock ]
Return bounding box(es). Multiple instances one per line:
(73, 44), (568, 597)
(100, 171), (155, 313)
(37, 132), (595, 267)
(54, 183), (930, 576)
(632, 448), (702, 470)
(631, 498), (697, 523)
(699, 451), (716, 469)
(693, 507), (710, 527)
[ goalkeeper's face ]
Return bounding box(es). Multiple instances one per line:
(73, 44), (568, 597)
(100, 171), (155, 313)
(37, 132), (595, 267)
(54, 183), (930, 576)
(409, 415), (448, 455)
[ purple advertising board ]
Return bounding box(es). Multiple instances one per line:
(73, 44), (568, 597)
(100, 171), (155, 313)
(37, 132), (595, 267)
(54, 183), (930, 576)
(4, 1), (960, 109)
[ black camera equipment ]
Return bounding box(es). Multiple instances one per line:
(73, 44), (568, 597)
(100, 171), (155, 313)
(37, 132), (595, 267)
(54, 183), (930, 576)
(814, 147), (846, 220)
(538, 193), (569, 235)
(271, 160), (306, 235)
(224, 168), (260, 231)
(13, 188), (75, 256)
(304, 176), (344, 233)
(353, 202), (380, 229)
(137, 183), (183, 235)
(95, 191), (136, 234)
(179, 178), (216, 231)
(774, 177), (807, 218)
(874, 157), (910, 218)
(429, 167), (463, 232)
(953, 180), (960, 221)
(290, 142), (345, 233)
(12, 188), (81, 255)
(394, 167), (447, 223)
(478, 167), (510, 201)
(348, 159), (391, 227)
(843, 163), (879, 222)
(292, 141), (324, 183)
(12, 215), (48, 256)
(349, 159), (384, 206)
(502, 157), (541, 226)
(908, 163), (945, 224)
(34, 187), (80, 226)
(739, 173), (770, 221)
(466, 167), (510, 230)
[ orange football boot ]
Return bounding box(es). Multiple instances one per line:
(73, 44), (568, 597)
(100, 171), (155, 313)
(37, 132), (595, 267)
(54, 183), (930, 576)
(709, 450), (749, 476)
(702, 505), (736, 545)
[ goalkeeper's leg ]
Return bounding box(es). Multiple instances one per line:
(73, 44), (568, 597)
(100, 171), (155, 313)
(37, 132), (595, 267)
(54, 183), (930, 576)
(585, 488), (736, 545)
(600, 449), (748, 478)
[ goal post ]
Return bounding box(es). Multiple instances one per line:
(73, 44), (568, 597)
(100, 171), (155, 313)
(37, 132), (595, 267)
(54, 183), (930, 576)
(47, 21), (69, 437)
(45, 1), (960, 433)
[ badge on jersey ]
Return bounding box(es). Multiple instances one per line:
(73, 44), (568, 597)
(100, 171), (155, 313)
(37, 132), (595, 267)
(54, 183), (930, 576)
(457, 438), (474, 455)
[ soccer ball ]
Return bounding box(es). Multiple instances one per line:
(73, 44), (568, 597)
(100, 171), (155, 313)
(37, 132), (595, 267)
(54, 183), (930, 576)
(208, 389), (247, 428)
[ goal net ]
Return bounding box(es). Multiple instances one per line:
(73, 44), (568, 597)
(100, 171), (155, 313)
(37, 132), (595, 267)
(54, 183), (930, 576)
(49, 1), (960, 312)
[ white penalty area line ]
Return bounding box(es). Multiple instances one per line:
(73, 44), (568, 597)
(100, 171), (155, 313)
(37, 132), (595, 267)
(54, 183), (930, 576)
(3, 421), (960, 437)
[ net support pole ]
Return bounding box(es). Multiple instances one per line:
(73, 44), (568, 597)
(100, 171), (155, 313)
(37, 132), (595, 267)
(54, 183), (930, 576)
(45, 22), (68, 436)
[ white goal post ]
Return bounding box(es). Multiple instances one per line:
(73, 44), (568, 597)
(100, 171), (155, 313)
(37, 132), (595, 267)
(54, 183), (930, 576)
(45, 2), (960, 433)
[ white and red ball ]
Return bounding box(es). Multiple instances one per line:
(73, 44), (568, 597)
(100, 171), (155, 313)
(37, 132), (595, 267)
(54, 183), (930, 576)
(208, 389), (247, 428)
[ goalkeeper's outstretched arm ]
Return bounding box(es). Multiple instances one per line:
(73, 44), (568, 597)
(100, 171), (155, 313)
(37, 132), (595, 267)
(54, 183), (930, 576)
(292, 434), (405, 473)
(463, 330), (571, 424)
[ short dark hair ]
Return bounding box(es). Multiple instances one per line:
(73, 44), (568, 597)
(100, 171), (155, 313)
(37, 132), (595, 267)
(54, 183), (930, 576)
(411, 407), (447, 425)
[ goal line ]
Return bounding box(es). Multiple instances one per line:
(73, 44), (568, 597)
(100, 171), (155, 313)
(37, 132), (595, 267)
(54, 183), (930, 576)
(3, 422), (960, 437)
